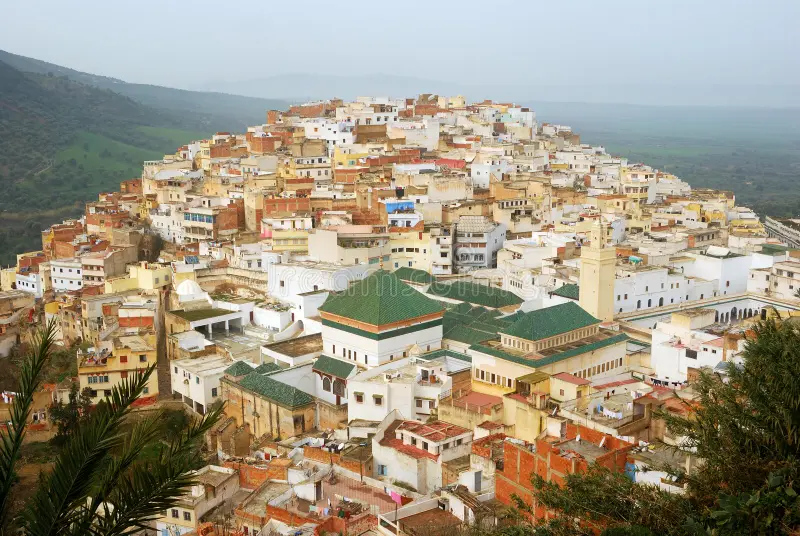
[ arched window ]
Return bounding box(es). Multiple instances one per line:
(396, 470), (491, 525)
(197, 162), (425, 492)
(637, 300), (641, 309)
(658, 297), (664, 307)
(333, 379), (346, 397)
(322, 377), (331, 392)
(647, 299), (652, 307)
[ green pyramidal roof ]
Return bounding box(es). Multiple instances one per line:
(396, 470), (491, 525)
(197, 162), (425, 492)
(237, 372), (314, 408)
(318, 270), (444, 326)
(501, 302), (599, 341)
(225, 360), (255, 376)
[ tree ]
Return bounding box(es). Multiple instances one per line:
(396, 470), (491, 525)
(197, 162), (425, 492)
(48, 383), (93, 447)
(0, 321), (223, 535)
(513, 319), (800, 535)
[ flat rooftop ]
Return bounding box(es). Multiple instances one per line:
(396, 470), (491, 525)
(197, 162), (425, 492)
(262, 333), (322, 357)
(173, 354), (230, 375)
(557, 439), (608, 463)
(170, 308), (233, 322)
(113, 334), (153, 352)
(398, 508), (462, 536)
(397, 420), (470, 441)
(239, 481), (292, 516)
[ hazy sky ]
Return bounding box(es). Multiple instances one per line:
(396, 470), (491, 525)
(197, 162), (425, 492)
(1, 0), (797, 90)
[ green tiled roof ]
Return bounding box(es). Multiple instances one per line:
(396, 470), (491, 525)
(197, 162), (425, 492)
(313, 355), (357, 378)
(470, 333), (629, 368)
(393, 267), (434, 285)
(225, 360), (255, 376)
(318, 270), (444, 325)
(551, 283), (579, 300)
(501, 302), (599, 341)
(428, 281), (523, 309)
(254, 363), (281, 374)
(443, 324), (497, 345)
(418, 348), (472, 362)
(237, 372), (314, 408)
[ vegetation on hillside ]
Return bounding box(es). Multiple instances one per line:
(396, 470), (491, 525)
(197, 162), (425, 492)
(532, 102), (800, 219)
(0, 49), (289, 133)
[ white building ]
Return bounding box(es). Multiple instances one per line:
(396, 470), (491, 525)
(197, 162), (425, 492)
(681, 246), (752, 297)
(372, 417), (473, 494)
(650, 310), (742, 384)
(16, 270), (45, 299)
(347, 352), (470, 427)
(317, 270), (445, 369)
(170, 354), (231, 415)
(50, 258), (83, 292)
(454, 216), (506, 273)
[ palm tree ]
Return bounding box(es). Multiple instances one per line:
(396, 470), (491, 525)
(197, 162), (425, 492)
(0, 321), (223, 535)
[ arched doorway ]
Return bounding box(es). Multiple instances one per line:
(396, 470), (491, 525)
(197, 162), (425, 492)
(715, 311), (719, 322)
(731, 307), (738, 321)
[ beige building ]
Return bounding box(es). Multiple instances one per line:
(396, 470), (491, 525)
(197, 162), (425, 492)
(579, 221), (616, 322)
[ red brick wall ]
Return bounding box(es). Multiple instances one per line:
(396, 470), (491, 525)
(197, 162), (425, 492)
(223, 460), (289, 489)
(210, 144), (232, 158)
(471, 433), (506, 458)
(216, 206), (239, 232)
(266, 110), (281, 124)
(263, 197), (311, 215)
(118, 315), (154, 328)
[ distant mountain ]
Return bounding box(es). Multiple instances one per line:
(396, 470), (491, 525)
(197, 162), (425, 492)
(201, 73), (461, 102)
(0, 49), (290, 131)
(205, 73), (800, 109)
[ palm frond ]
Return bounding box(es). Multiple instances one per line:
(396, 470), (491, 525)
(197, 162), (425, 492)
(0, 320), (56, 527)
(92, 404), (223, 536)
(21, 366), (155, 536)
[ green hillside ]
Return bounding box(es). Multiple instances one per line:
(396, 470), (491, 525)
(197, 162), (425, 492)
(0, 60), (207, 264)
(0, 49), (289, 132)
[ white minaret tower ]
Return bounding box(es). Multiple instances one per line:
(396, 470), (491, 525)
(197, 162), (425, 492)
(579, 220), (616, 321)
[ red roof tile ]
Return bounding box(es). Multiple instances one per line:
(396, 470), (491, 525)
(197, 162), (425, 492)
(552, 372), (590, 386)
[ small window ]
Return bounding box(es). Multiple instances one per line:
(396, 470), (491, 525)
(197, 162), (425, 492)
(195, 377), (200, 384)
(374, 395), (383, 406)
(416, 399), (423, 408)
(120, 356), (127, 363)
(355, 393), (364, 403)
(211, 387), (218, 397)
(171, 509), (179, 519)
(183, 512), (191, 521)
(139, 354), (147, 363)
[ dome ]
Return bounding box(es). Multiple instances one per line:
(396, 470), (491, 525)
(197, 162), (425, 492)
(176, 279), (203, 296)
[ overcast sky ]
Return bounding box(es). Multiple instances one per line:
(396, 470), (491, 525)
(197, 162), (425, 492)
(1, 0), (797, 91)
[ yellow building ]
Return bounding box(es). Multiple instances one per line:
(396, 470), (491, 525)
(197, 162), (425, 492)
(104, 262), (173, 293)
(261, 213), (313, 253)
(155, 465), (239, 536)
(333, 146), (369, 168)
(579, 221), (616, 322)
(77, 330), (159, 405)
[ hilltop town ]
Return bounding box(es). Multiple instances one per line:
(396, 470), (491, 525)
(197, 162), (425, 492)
(2, 94), (799, 536)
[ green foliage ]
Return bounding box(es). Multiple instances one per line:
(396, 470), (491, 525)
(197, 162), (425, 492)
(48, 383), (93, 447)
(0, 321), (56, 527)
(0, 320), (223, 535)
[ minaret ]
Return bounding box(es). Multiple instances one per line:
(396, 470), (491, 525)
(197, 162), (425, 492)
(579, 220), (616, 321)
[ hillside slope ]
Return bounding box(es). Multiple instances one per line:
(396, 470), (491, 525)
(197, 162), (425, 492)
(0, 49), (289, 131)
(0, 60), (208, 264)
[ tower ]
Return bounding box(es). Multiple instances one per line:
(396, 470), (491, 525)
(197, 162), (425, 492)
(579, 220), (616, 321)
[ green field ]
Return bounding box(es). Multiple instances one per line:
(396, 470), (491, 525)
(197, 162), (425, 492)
(0, 127), (204, 265)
